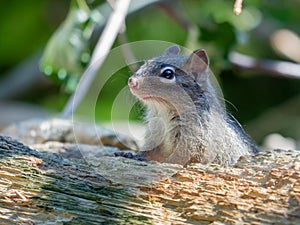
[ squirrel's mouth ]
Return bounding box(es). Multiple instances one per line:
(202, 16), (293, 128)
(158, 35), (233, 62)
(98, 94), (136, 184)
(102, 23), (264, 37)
(130, 88), (173, 107)
(139, 95), (173, 107)
(141, 96), (157, 101)
(140, 96), (164, 102)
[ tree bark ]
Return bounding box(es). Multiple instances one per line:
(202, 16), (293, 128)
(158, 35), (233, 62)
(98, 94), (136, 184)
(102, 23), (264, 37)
(0, 130), (299, 224)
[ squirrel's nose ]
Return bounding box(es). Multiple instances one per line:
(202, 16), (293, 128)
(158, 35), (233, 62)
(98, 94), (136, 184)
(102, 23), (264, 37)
(128, 77), (138, 88)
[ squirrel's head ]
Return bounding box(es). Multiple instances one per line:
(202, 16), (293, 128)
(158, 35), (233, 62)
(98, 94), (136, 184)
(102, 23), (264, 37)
(128, 45), (210, 113)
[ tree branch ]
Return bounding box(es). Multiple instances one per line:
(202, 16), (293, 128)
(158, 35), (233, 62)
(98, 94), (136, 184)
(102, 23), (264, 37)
(107, 0), (138, 72)
(229, 51), (300, 79)
(61, 0), (132, 119)
(233, 0), (243, 15)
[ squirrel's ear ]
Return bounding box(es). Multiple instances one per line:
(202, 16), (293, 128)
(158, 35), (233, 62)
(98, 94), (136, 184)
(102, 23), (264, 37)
(186, 49), (209, 82)
(163, 45), (180, 55)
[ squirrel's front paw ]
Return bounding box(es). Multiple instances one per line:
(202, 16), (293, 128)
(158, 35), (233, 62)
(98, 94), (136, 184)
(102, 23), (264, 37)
(114, 151), (147, 162)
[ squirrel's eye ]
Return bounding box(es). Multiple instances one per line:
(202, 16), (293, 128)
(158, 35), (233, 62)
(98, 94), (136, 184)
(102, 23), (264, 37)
(160, 67), (175, 80)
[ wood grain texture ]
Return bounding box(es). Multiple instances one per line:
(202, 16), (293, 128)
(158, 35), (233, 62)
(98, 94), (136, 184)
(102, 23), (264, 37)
(0, 133), (299, 224)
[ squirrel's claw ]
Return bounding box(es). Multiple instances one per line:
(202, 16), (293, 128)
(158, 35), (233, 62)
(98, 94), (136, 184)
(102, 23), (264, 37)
(114, 151), (147, 162)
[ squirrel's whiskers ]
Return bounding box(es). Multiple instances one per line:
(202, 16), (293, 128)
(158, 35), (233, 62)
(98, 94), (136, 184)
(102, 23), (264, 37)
(124, 45), (259, 166)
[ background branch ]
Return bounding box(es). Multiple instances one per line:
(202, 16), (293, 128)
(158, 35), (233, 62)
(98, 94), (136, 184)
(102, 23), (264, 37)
(61, 0), (132, 119)
(233, 0), (243, 15)
(107, 0), (138, 73)
(229, 51), (300, 79)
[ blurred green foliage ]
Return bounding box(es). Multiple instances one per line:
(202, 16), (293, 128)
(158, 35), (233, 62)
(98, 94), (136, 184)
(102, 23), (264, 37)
(40, 0), (102, 93)
(0, 0), (68, 67)
(1, 0), (300, 143)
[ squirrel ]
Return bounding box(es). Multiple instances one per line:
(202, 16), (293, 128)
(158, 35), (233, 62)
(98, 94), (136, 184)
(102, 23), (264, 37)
(116, 45), (259, 166)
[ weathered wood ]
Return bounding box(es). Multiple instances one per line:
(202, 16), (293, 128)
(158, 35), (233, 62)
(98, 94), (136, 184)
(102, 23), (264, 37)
(0, 135), (180, 224)
(1, 118), (138, 150)
(0, 119), (300, 224)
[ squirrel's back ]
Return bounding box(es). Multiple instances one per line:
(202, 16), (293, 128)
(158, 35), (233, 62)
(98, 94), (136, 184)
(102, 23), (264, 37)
(128, 45), (259, 166)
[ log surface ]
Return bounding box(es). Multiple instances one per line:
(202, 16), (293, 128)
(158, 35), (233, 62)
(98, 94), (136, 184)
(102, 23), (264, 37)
(0, 120), (300, 224)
